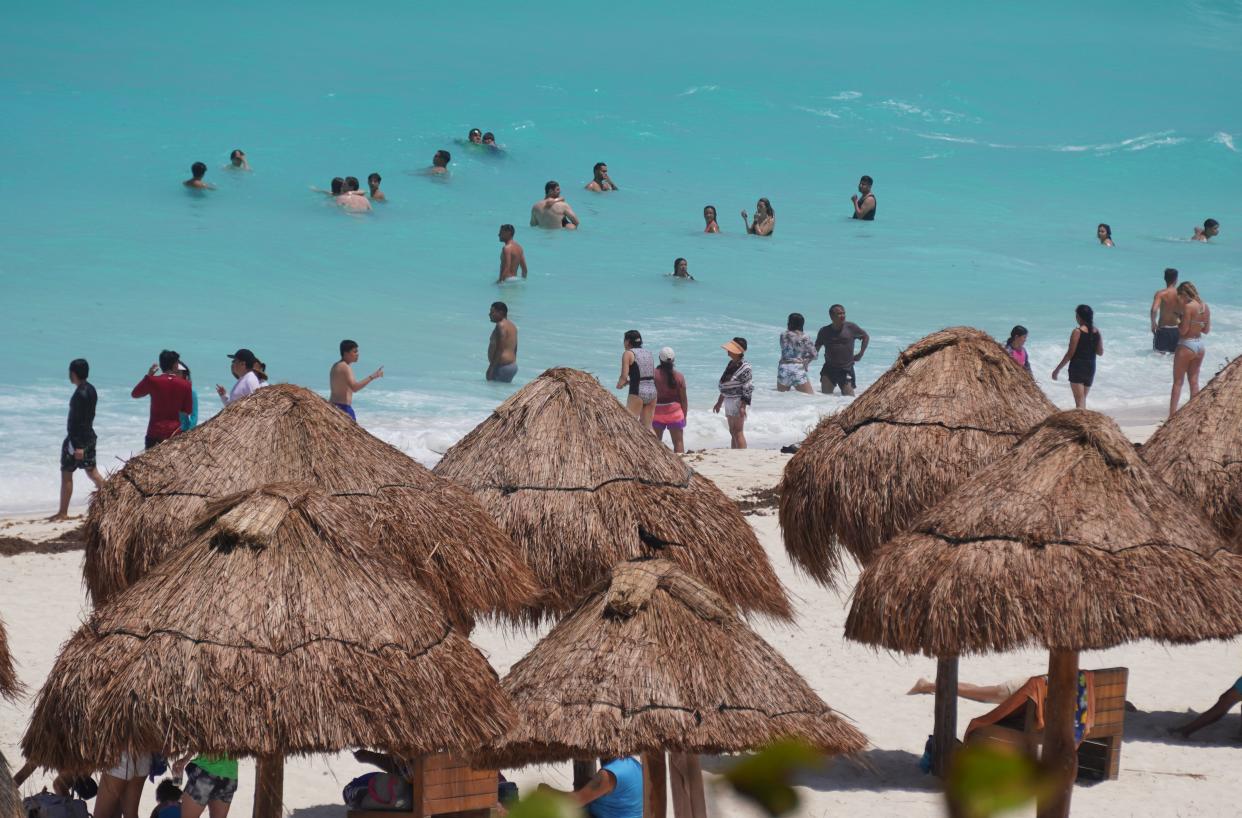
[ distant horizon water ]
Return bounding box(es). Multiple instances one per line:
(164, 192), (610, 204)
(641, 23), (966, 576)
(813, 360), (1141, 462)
(1, 1), (1239, 512)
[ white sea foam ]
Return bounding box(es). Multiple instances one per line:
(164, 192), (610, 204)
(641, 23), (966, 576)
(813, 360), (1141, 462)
(830, 90), (862, 101)
(794, 106), (840, 118)
(678, 85), (719, 96)
(1211, 131), (1237, 151)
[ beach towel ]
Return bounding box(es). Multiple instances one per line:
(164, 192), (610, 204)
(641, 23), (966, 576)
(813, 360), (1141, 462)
(964, 672), (1096, 746)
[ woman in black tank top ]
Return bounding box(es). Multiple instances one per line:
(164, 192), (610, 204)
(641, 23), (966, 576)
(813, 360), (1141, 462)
(1051, 304), (1104, 409)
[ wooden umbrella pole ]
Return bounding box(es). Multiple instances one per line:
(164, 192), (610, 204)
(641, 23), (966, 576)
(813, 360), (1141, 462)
(252, 754), (284, 818)
(1037, 649), (1079, 818)
(932, 655), (959, 778)
(668, 752), (706, 818)
(642, 751), (667, 818)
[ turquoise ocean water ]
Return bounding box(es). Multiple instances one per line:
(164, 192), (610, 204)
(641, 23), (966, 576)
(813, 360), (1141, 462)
(1, 1), (1239, 512)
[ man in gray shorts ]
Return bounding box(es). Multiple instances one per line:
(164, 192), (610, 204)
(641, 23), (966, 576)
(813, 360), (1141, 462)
(1150, 267), (1181, 354)
(486, 302), (519, 383)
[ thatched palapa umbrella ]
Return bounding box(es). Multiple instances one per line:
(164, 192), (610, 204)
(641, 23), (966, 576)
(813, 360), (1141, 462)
(478, 559), (866, 817)
(1141, 356), (1242, 545)
(1, 616), (22, 818)
(846, 411), (1242, 817)
(433, 368), (791, 621)
(0, 615), (17, 701)
(84, 384), (537, 625)
(778, 327), (1054, 772)
(25, 484), (517, 818)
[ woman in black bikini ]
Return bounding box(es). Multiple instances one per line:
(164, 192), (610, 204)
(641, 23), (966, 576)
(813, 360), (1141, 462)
(1051, 304), (1103, 409)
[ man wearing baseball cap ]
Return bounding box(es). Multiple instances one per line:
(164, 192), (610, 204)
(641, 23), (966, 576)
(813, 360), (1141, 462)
(217, 348), (262, 405)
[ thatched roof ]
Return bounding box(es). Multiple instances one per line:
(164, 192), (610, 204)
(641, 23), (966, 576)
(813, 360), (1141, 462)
(779, 327), (1055, 585)
(84, 384), (537, 626)
(476, 559), (866, 766)
(433, 368), (791, 621)
(1141, 356), (1242, 545)
(24, 484), (516, 772)
(845, 410), (1242, 656)
(1, 750), (22, 818)
(0, 615), (18, 701)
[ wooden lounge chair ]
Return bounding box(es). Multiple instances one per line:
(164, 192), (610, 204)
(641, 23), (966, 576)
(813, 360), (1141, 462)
(347, 753), (497, 818)
(964, 667), (1128, 781)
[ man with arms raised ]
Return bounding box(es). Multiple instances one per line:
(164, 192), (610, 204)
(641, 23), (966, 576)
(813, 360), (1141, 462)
(131, 349), (193, 449)
(585, 162), (618, 192)
(329, 340), (383, 422)
(531, 180), (579, 230)
(497, 224), (528, 282)
(815, 304), (869, 396)
(1150, 267), (1181, 354)
(486, 302), (519, 383)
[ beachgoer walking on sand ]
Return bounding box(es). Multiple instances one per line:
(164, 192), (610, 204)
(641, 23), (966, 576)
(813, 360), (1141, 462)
(617, 330), (657, 429)
(671, 258), (694, 280)
(815, 304), (869, 396)
(52, 358), (103, 521)
(585, 162), (618, 192)
(216, 349), (262, 405)
(740, 198), (774, 235)
(714, 338), (752, 449)
(1169, 677), (1242, 739)
(1192, 218), (1219, 242)
(330, 340), (383, 422)
(368, 172), (385, 202)
(132, 350), (193, 449)
(486, 302), (519, 383)
(498, 225), (528, 282)
(778, 313), (816, 394)
(652, 347), (689, 453)
(703, 205), (719, 233)
(176, 363), (198, 431)
(539, 757), (643, 818)
(1151, 268), (1181, 354)
(1097, 223), (1113, 246)
(1170, 281), (1210, 418)
(851, 176), (876, 220)
(1051, 305), (1103, 409)
(183, 162), (213, 190)
(172, 755), (238, 818)
(531, 181), (579, 230)
(226, 150), (250, 171)
(1004, 326), (1032, 373)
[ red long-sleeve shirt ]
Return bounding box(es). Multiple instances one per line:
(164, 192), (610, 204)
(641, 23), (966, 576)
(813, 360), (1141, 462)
(131, 373), (193, 441)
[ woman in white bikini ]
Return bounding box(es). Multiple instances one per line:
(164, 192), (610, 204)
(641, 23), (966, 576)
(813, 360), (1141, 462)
(1170, 281), (1210, 418)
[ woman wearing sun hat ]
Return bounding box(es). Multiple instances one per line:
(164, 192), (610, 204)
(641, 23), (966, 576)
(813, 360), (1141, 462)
(713, 338), (752, 449)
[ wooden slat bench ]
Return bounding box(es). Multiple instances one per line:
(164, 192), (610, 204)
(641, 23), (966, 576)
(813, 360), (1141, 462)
(347, 753), (497, 818)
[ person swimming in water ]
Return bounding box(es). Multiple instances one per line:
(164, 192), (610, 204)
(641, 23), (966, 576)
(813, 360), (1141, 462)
(703, 205), (719, 233)
(741, 198), (774, 235)
(851, 175), (876, 220)
(331, 177), (371, 212)
(184, 162), (214, 189)
(467, 128), (482, 145)
(1192, 218), (1219, 242)
(585, 162), (618, 192)
(226, 149), (250, 171)
(530, 181), (579, 230)
(482, 132), (502, 152)
(368, 172), (385, 202)
(671, 258), (694, 280)
(497, 224), (527, 282)
(1097, 223), (1113, 246)
(428, 150), (451, 175)
(1170, 281), (1210, 418)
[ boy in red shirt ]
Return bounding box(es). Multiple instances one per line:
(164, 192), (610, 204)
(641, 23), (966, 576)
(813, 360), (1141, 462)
(132, 350), (193, 449)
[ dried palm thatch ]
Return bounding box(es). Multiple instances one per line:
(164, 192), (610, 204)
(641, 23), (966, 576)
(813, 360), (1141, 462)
(779, 327), (1056, 585)
(476, 559), (866, 767)
(1141, 356), (1242, 545)
(0, 615), (18, 701)
(24, 483), (516, 772)
(433, 368), (791, 621)
(846, 410), (1242, 656)
(84, 384), (537, 626)
(1, 750), (22, 818)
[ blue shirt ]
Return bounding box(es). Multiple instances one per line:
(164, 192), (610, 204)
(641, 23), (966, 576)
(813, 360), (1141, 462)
(180, 389), (199, 431)
(588, 758), (643, 818)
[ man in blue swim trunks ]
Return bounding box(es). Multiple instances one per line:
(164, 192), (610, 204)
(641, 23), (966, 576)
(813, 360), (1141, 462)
(1170, 677), (1242, 739)
(539, 756), (642, 818)
(329, 339), (383, 422)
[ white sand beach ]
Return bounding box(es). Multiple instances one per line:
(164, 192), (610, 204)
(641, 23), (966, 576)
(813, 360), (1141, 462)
(3, 433), (1239, 818)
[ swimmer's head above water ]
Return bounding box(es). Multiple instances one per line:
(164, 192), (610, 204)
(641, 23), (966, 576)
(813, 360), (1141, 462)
(1097, 223), (1112, 244)
(345, 176), (360, 192)
(858, 175), (873, 195)
(230, 149), (246, 167)
(673, 258), (689, 278)
(545, 180), (561, 198)
(499, 223), (515, 241)
(191, 161), (207, 180)
(434, 150), (451, 168)
(483, 132), (496, 145)
(468, 128), (483, 144)
(331, 177), (345, 195)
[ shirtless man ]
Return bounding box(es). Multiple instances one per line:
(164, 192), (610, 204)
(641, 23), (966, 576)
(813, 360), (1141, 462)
(486, 302), (519, 383)
(851, 175), (876, 220)
(585, 162), (618, 192)
(184, 162), (213, 189)
(497, 224), (528, 282)
(227, 149), (250, 171)
(1192, 218), (1220, 242)
(332, 178), (372, 212)
(368, 172), (386, 202)
(428, 150), (451, 175)
(329, 340), (383, 422)
(1150, 267), (1182, 354)
(531, 181), (579, 230)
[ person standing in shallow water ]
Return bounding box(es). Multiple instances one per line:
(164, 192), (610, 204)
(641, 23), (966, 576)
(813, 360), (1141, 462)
(777, 313), (816, 394)
(1051, 304), (1103, 409)
(52, 358), (103, 521)
(585, 162), (618, 191)
(741, 198), (774, 235)
(183, 162), (213, 189)
(851, 175), (876, 220)
(330, 339), (383, 422)
(671, 258), (694, 280)
(486, 302), (519, 383)
(226, 149), (250, 171)
(703, 205), (719, 233)
(652, 347), (689, 453)
(617, 330), (657, 429)
(1151, 267), (1181, 354)
(1170, 281), (1210, 418)
(815, 304), (869, 396)
(497, 224), (527, 282)
(714, 338), (752, 449)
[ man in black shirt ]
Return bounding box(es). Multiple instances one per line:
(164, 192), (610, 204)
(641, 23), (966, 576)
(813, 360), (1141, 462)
(814, 304), (870, 396)
(52, 358), (104, 520)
